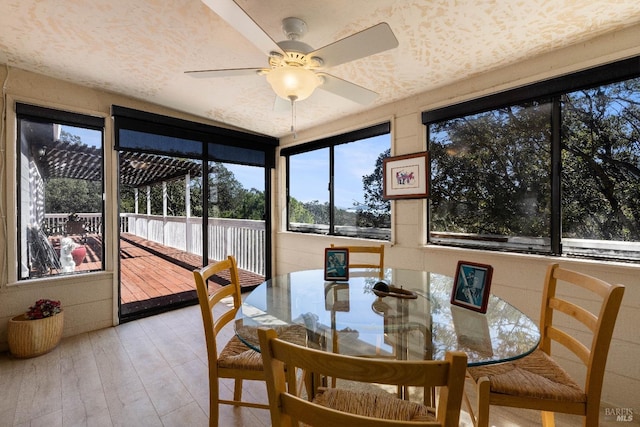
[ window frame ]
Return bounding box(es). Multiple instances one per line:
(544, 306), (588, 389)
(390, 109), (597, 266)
(15, 103), (106, 280)
(112, 105), (278, 281)
(422, 56), (640, 262)
(282, 122), (391, 239)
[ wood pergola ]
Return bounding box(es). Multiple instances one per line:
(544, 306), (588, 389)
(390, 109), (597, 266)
(40, 138), (203, 187)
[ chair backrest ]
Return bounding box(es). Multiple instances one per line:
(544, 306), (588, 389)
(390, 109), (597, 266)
(330, 244), (385, 277)
(258, 327), (467, 427)
(539, 263), (625, 411)
(193, 256), (242, 360)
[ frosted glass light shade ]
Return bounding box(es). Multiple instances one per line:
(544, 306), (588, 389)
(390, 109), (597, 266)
(266, 66), (322, 101)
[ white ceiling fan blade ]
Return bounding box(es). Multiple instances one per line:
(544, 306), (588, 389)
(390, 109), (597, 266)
(309, 23), (398, 68)
(318, 74), (379, 105)
(201, 0), (283, 56)
(185, 68), (262, 78)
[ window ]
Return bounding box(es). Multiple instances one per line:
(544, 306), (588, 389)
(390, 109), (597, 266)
(424, 57), (640, 261)
(289, 148), (330, 230)
(561, 81), (640, 259)
(429, 102), (552, 253)
(283, 123), (391, 240)
(16, 104), (105, 279)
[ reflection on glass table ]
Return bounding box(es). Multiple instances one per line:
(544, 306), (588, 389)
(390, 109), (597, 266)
(234, 269), (540, 366)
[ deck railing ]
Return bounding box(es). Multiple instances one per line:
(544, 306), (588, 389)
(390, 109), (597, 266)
(43, 213), (267, 275)
(43, 213), (102, 235)
(119, 213), (266, 275)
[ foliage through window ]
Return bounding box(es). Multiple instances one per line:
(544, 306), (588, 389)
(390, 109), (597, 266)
(17, 105), (105, 279)
(283, 123), (391, 240)
(426, 61), (640, 262)
(429, 102), (552, 252)
(561, 80), (640, 259)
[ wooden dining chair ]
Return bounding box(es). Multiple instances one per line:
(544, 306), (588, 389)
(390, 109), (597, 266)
(258, 326), (468, 427)
(193, 255), (270, 427)
(330, 243), (385, 278)
(465, 263), (625, 427)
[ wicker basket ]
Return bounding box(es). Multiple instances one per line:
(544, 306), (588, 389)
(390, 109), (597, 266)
(8, 310), (64, 358)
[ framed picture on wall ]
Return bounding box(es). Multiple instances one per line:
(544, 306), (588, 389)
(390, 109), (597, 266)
(450, 261), (493, 313)
(383, 152), (429, 199)
(324, 247), (349, 281)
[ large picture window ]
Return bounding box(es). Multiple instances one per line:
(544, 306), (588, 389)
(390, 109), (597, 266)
(283, 123), (391, 240)
(17, 104), (105, 279)
(429, 102), (552, 252)
(561, 81), (640, 259)
(424, 57), (640, 261)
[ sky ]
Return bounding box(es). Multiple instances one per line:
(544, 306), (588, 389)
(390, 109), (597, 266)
(289, 134), (389, 208)
(60, 125), (101, 148)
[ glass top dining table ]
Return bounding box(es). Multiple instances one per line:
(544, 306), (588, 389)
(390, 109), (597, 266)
(234, 268), (540, 366)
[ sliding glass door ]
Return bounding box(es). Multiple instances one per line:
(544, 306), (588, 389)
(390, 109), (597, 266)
(113, 106), (276, 321)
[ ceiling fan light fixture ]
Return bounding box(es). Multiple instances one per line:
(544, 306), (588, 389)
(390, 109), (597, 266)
(266, 65), (322, 101)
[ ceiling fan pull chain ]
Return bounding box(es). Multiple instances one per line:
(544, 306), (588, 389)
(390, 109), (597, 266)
(290, 96), (298, 139)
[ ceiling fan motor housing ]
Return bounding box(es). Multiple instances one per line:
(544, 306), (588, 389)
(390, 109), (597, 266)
(281, 17), (307, 40)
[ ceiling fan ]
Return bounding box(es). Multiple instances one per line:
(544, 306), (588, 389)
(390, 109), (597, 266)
(186, 0), (399, 110)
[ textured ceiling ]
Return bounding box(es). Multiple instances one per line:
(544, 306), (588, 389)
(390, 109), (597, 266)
(1, 0), (640, 138)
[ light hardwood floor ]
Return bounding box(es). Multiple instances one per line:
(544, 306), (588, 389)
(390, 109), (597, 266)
(1, 304), (636, 426)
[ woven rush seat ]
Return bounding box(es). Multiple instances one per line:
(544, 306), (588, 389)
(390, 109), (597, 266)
(218, 335), (264, 370)
(313, 388), (435, 422)
(222, 324), (309, 370)
(467, 349), (586, 402)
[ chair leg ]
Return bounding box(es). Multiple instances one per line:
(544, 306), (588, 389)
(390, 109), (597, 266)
(541, 410), (555, 427)
(210, 379), (219, 427)
(233, 378), (243, 402)
(463, 389), (478, 427)
(476, 377), (491, 427)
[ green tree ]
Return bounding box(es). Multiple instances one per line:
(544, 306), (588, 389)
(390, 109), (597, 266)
(289, 197), (314, 223)
(119, 186), (136, 213)
(430, 101), (552, 237)
(229, 188), (265, 220)
(303, 200), (330, 224)
(360, 149), (391, 228)
(561, 80), (640, 240)
(209, 163), (246, 218)
(60, 129), (82, 144)
(45, 178), (102, 213)
(145, 180), (188, 216)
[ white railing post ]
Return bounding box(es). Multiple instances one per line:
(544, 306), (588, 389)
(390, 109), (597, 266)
(185, 174), (191, 255)
(146, 185), (151, 241)
(162, 181), (167, 246)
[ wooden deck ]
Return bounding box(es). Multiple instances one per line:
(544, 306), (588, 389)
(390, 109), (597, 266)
(51, 233), (265, 308)
(119, 233), (265, 303)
